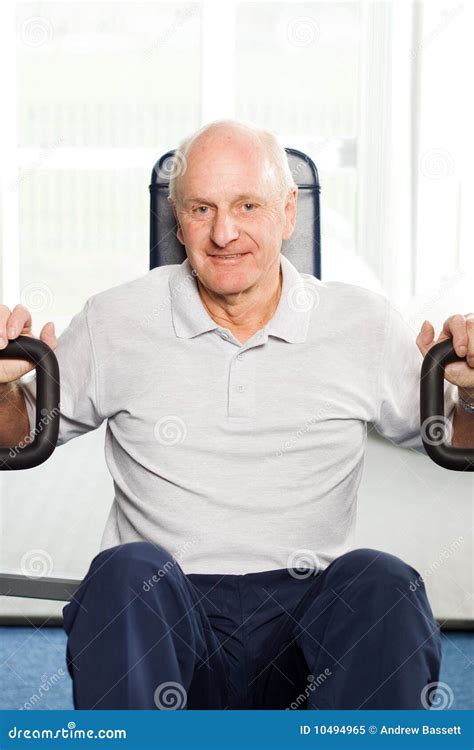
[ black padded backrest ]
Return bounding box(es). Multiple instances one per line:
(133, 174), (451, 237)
(149, 147), (321, 278)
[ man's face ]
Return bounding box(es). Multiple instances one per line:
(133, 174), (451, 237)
(172, 133), (297, 297)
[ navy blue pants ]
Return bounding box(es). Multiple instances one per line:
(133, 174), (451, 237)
(62, 543), (441, 710)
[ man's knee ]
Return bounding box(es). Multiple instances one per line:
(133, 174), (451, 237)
(88, 541), (181, 591)
(328, 547), (420, 587)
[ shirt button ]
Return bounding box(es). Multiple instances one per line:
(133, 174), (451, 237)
(221, 331), (228, 339)
(237, 354), (243, 361)
(237, 385), (244, 392)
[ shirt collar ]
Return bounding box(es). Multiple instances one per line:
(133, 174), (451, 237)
(169, 253), (317, 344)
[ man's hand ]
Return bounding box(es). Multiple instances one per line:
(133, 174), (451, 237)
(417, 314), (474, 449)
(416, 314), (474, 400)
(0, 304), (57, 384)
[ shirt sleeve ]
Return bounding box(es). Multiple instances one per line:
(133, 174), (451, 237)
(373, 300), (458, 454)
(19, 297), (105, 447)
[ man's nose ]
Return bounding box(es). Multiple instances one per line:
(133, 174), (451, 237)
(210, 209), (240, 247)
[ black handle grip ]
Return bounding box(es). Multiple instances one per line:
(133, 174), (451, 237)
(420, 338), (474, 471)
(0, 336), (60, 470)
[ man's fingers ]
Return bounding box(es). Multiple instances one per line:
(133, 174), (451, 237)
(0, 304), (32, 348)
(2, 304), (33, 342)
(0, 306), (11, 347)
(416, 320), (435, 356)
(10, 304), (33, 334)
(466, 315), (474, 366)
(39, 321), (57, 350)
(442, 314), (468, 357)
(421, 320), (434, 340)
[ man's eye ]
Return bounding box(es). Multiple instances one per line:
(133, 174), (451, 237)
(194, 206), (209, 215)
(242, 203), (256, 211)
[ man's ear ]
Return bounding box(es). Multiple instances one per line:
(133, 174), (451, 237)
(171, 203), (185, 246)
(282, 187), (298, 241)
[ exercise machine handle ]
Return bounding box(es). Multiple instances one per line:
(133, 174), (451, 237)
(0, 336), (60, 470)
(420, 338), (474, 471)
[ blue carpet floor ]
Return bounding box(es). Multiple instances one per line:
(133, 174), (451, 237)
(0, 627), (472, 710)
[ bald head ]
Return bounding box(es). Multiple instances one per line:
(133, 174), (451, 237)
(168, 119), (296, 208)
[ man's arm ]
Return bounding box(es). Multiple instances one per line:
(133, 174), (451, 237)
(0, 381), (30, 448)
(417, 314), (474, 450)
(452, 387), (474, 448)
(1, 298), (106, 451)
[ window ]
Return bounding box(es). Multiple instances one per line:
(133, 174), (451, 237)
(2, 1), (201, 332)
(1, 0), (469, 335)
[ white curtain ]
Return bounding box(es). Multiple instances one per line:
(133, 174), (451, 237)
(356, 0), (470, 335)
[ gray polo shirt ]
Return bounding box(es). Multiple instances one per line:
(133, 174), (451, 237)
(21, 254), (457, 574)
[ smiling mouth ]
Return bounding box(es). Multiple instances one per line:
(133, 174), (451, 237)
(208, 252), (249, 258)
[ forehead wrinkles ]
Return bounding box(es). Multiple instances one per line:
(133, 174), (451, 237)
(183, 156), (279, 203)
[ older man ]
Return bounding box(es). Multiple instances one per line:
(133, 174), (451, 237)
(0, 120), (473, 711)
